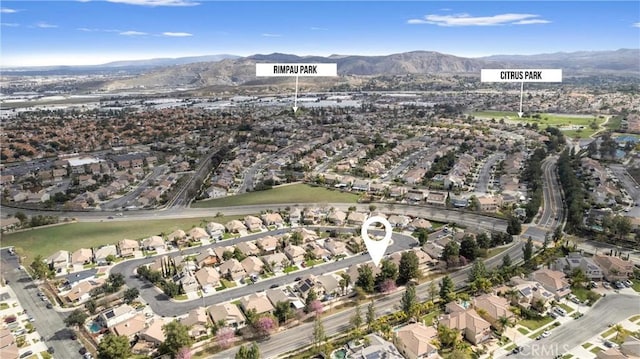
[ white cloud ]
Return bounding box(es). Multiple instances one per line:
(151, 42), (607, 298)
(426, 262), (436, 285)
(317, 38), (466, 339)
(407, 13), (549, 27)
(633, 22), (640, 28)
(1, 23), (19, 27)
(514, 19), (551, 25)
(1, 8), (18, 13)
(162, 32), (192, 37)
(261, 33), (282, 37)
(120, 30), (147, 36)
(36, 22), (58, 28)
(106, 0), (199, 6)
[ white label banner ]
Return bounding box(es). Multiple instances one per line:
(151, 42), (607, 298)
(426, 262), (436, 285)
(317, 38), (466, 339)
(481, 69), (562, 83)
(256, 63), (337, 77)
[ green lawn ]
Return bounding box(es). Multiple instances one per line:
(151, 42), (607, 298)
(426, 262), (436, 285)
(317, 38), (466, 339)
(629, 315), (640, 322)
(631, 279), (640, 293)
(3, 215), (244, 264)
(582, 343), (593, 349)
(590, 347), (603, 354)
(220, 279), (237, 288)
(505, 344), (517, 351)
(284, 265), (299, 273)
(421, 310), (441, 326)
(518, 327), (530, 335)
(558, 303), (574, 314)
(192, 184), (360, 208)
(520, 316), (554, 331)
(472, 111), (603, 139)
(304, 259), (325, 267)
(571, 286), (599, 302)
(602, 327), (616, 338)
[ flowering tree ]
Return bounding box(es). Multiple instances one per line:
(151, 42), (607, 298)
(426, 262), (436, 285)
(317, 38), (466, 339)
(215, 327), (235, 349)
(254, 316), (277, 337)
(380, 279), (397, 293)
(310, 300), (324, 316)
(176, 347), (192, 359)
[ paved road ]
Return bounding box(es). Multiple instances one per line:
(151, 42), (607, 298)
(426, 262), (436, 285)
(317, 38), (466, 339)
(0, 250), (83, 359)
(211, 241), (525, 358)
(609, 164), (640, 218)
(524, 156), (563, 242)
(111, 227), (417, 317)
(503, 293), (640, 359)
(102, 164), (168, 210)
(476, 152), (504, 194)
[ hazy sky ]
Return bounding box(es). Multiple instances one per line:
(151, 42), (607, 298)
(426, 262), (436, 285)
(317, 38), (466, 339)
(1, 0), (639, 67)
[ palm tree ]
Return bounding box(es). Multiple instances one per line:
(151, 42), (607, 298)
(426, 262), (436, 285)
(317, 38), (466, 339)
(613, 324), (627, 342)
(497, 316), (513, 334)
(505, 289), (519, 306)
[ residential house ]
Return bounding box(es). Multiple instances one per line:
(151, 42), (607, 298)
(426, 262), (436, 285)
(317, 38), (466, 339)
(439, 302), (492, 345)
(111, 314), (146, 340)
(176, 268), (199, 295)
(552, 252), (604, 280)
(225, 220), (247, 233)
(472, 294), (514, 324)
(239, 293), (275, 315)
(63, 278), (105, 304)
(241, 256), (265, 276)
(244, 215), (263, 231)
(98, 304), (137, 328)
(195, 267), (221, 293)
(295, 275), (322, 299)
(347, 212), (367, 226)
(423, 242), (445, 261)
(139, 319), (165, 347)
(327, 210), (347, 226)
(291, 228), (319, 242)
(236, 241), (260, 256)
(256, 235), (279, 254)
(70, 248), (93, 266)
(219, 259), (246, 281)
(262, 252), (289, 273)
(94, 245), (118, 265)
(118, 239), (140, 257)
(261, 213), (284, 227)
(352, 179), (370, 191)
(412, 248), (438, 267)
(208, 303), (246, 329)
(426, 191), (447, 207)
(0, 328), (19, 359)
(309, 243), (329, 259)
(47, 250), (70, 272)
(593, 254), (634, 281)
(324, 238), (348, 256)
(196, 248), (218, 268)
(167, 229), (186, 244)
(394, 323), (439, 359)
(510, 278), (555, 310)
(477, 196), (501, 212)
(353, 334), (404, 359)
(289, 208), (301, 225)
(213, 246), (235, 261)
(266, 288), (304, 310)
(284, 245), (305, 264)
(388, 214), (411, 228)
(530, 269), (571, 299)
(142, 236), (166, 252)
(181, 307), (210, 339)
(303, 209), (320, 225)
(206, 222), (226, 240)
(596, 335), (640, 359)
(188, 227), (209, 242)
(316, 274), (340, 297)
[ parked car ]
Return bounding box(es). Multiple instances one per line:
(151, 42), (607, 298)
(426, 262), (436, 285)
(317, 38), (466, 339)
(603, 282), (612, 289)
(623, 279), (633, 287)
(269, 284), (279, 289)
(589, 281), (598, 288)
(614, 281), (625, 289)
(46, 303), (53, 309)
(47, 347), (55, 354)
(553, 307), (567, 316)
(604, 340), (615, 348)
(512, 346), (524, 354)
(79, 347), (87, 355)
(541, 331), (551, 338)
(19, 351), (33, 358)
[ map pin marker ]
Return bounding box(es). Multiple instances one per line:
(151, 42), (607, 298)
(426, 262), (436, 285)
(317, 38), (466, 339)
(361, 216), (393, 267)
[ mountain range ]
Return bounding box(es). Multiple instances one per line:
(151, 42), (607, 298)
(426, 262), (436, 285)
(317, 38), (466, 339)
(4, 49), (637, 89)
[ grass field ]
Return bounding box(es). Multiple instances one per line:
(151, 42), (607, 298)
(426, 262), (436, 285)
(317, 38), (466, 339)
(192, 183), (360, 208)
(520, 316), (554, 331)
(472, 111), (604, 138)
(3, 215), (244, 264)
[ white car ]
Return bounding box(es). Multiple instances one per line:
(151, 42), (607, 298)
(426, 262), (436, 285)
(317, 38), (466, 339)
(541, 331), (551, 338)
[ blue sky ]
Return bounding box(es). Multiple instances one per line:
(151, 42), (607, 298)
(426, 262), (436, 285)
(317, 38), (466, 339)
(1, 0), (638, 67)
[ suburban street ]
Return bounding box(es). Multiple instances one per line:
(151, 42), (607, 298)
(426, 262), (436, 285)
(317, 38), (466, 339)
(210, 241), (525, 358)
(502, 293), (640, 358)
(111, 227), (414, 316)
(524, 156), (564, 242)
(0, 250), (83, 359)
(475, 152), (504, 194)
